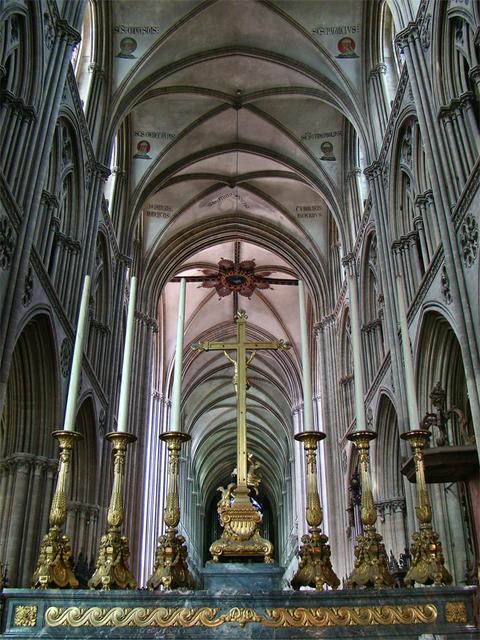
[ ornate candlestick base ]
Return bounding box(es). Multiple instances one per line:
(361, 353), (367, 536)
(147, 432), (195, 591)
(291, 431), (340, 590)
(346, 431), (394, 589)
(32, 430), (82, 589)
(401, 430), (452, 586)
(89, 432), (137, 590)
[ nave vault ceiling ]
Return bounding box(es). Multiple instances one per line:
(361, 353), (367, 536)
(99, 0), (377, 508)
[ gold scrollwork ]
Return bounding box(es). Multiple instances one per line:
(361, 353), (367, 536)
(445, 601), (468, 623)
(45, 604), (438, 628)
(45, 606), (221, 628)
(262, 605), (438, 627)
(14, 605), (38, 627)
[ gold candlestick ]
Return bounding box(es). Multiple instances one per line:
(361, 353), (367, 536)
(89, 432), (137, 590)
(401, 430), (452, 586)
(291, 431), (340, 590)
(346, 430), (394, 589)
(32, 430), (82, 589)
(147, 432), (195, 591)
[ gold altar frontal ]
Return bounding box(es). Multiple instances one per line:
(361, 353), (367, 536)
(2, 585), (478, 639)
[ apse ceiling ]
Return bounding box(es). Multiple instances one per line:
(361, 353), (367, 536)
(102, 0), (373, 509)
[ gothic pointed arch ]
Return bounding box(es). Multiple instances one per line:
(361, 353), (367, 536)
(338, 307), (354, 431)
(416, 307), (477, 584)
(360, 230), (385, 386)
(0, 312), (59, 586)
(374, 392), (407, 561)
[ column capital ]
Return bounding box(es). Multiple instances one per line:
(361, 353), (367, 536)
(56, 19), (81, 46)
(414, 193), (427, 208)
(459, 91), (475, 109)
(363, 161), (382, 181)
(116, 253), (133, 269)
(395, 23), (417, 53)
(469, 64), (480, 84)
(314, 313), (336, 333)
(88, 63), (106, 78)
(346, 166), (362, 179)
(86, 159), (111, 183)
(369, 63), (387, 79)
(135, 310), (158, 333)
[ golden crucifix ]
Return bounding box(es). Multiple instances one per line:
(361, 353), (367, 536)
(192, 310), (290, 506)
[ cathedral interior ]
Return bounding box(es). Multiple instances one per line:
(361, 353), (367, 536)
(1, 0), (480, 637)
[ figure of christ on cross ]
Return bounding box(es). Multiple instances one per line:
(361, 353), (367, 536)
(192, 311), (290, 506)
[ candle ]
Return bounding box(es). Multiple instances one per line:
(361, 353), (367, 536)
(63, 275), (91, 431)
(396, 275), (419, 428)
(117, 276), (138, 432)
(347, 270), (367, 431)
(298, 280), (313, 430)
(170, 277), (186, 431)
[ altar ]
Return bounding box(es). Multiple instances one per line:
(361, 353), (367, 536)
(3, 303), (478, 640)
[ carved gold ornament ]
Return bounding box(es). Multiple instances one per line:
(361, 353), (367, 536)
(14, 605), (38, 627)
(45, 604), (437, 628)
(445, 601), (468, 623)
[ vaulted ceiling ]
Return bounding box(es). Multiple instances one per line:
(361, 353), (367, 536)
(96, 0), (383, 510)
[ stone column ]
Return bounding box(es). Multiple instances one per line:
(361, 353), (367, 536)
(5, 455), (31, 585)
(291, 405), (306, 538)
(368, 63), (389, 135)
(20, 459), (46, 585)
(346, 167), (363, 235)
(124, 310), (157, 579)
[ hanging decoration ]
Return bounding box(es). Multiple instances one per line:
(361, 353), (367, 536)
(200, 258), (272, 299)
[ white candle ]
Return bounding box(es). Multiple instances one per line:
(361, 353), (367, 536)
(298, 280), (313, 430)
(396, 275), (419, 428)
(347, 271), (367, 431)
(63, 275), (91, 431)
(117, 276), (138, 432)
(170, 278), (186, 431)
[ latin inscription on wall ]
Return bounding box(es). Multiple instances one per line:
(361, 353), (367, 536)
(145, 204), (172, 218)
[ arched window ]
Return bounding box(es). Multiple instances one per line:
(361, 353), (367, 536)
(103, 133), (118, 213)
(391, 120), (436, 304)
(328, 217), (342, 301)
(361, 233), (385, 386)
(87, 232), (112, 389)
(438, 11), (480, 195)
(339, 312), (354, 430)
(72, 1), (93, 106)
(41, 119), (85, 321)
(380, 1), (402, 103)
(445, 16), (479, 102)
(0, 10), (36, 185)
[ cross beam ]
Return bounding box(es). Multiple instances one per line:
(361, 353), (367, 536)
(192, 311), (290, 500)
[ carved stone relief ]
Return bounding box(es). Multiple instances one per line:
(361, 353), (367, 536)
(460, 213), (478, 267)
(0, 217), (15, 270)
